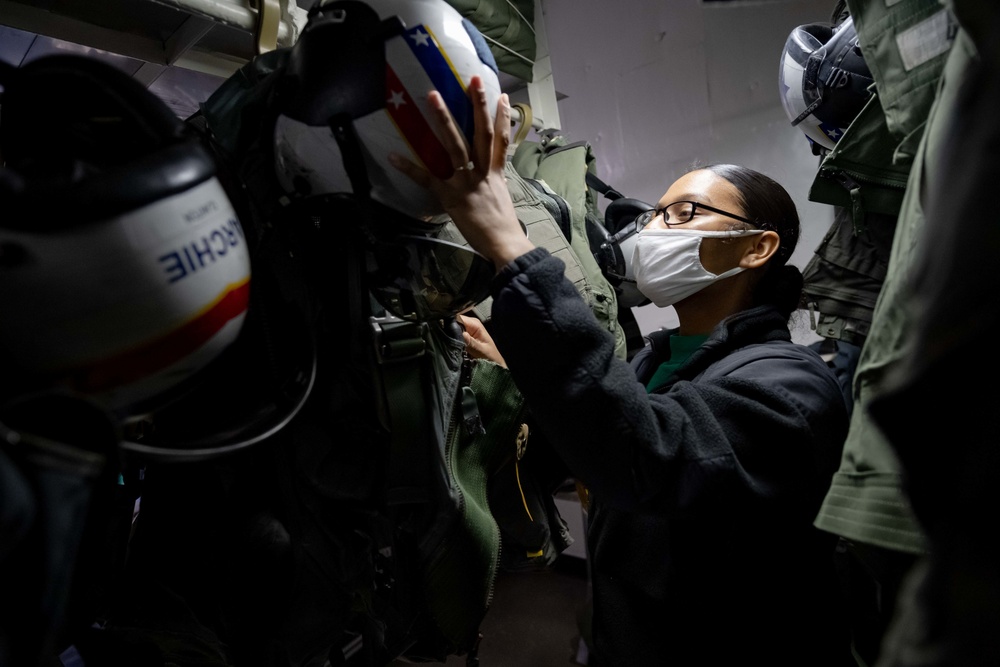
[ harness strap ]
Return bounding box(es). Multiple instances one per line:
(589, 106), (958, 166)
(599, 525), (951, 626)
(370, 315), (432, 506)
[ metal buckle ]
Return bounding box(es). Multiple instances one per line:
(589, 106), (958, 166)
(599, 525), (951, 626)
(370, 315), (427, 364)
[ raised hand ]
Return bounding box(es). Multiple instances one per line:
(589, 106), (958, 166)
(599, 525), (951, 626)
(390, 76), (535, 271)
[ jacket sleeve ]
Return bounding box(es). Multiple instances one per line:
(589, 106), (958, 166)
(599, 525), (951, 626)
(489, 248), (845, 513)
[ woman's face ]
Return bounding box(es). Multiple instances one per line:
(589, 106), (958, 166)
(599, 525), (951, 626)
(646, 169), (757, 275)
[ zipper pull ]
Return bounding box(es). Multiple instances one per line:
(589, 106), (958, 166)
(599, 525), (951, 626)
(514, 422), (536, 530)
(848, 186), (867, 235)
(828, 169), (868, 235)
(460, 353), (485, 436)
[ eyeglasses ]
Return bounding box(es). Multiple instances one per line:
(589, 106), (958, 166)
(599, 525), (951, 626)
(634, 200), (756, 232)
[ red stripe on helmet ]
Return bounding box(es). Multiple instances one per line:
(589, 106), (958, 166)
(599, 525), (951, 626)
(384, 64), (452, 179)
(65, 279), (251, 393)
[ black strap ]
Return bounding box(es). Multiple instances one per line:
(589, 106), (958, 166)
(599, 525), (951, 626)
(331, 113), (373, 199)
(370, 315), (432, 506)
(585, 171), (624, 202)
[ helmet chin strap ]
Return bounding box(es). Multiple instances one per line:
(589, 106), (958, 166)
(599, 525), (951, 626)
(330, 113), (377, 206)
(280, 6), (411, 221)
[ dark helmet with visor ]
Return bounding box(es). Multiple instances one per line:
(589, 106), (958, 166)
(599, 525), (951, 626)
(779, 16), (874, 151)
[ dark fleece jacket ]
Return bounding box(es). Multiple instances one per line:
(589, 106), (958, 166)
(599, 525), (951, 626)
(489, 248), (851, 666)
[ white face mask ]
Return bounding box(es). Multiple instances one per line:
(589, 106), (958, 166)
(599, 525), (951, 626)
(631, 228), (765, 308)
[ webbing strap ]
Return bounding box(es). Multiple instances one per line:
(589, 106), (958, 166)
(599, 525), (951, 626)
(370, 316), (431, 506)
(585, 171), (624, 202)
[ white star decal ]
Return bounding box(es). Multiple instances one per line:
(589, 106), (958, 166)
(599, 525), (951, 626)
(388, 89), (407, 109)
(410, 29), (431, 47)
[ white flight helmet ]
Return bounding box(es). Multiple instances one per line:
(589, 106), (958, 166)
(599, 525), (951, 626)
(273, 0), (502, 223)
(0, 55), (251, 415)
(779, 16), (874, 152)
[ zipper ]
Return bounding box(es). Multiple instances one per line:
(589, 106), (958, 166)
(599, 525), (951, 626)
(459, 354), (485, 438)
(820, 165), (908, 191)
(486, 524), (502, 611)
(819, 166), (907, 235)
(458, 354), (508, 613)
(444, 356), (476, 524)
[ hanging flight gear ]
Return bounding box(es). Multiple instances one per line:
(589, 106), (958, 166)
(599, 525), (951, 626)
(807, 6), (958, 658)
(594, 196), (653, 311)
(796, 1), (955, 347)
(511, 130), (627, 360)
(92, 2), (523, 664)
(0, 52), (328, 667)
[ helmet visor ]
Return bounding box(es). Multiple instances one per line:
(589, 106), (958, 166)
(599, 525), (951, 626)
(368, 235), (494, 322)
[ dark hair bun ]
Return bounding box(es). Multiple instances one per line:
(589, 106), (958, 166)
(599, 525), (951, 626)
(760, 264), (805, 317)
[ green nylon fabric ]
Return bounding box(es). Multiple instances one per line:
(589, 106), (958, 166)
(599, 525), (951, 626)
(433, 161), (595, 323)
(815, 20), (972, 555)
(809, 0), (955, 225)
(444, 0), (537, 81)
(846, 0), (952, 153)
(421, 359), (525, 652)
(512, 138), (627, 360)
(808, 93), (910, 219)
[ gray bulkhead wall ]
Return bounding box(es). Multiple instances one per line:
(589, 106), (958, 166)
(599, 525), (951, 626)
(537, 0), (836, 340)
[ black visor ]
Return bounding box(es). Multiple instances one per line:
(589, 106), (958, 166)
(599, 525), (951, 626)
(367, 235), (494, 322)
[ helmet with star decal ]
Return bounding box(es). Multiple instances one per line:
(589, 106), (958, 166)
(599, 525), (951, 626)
(272, 0), (502, 222)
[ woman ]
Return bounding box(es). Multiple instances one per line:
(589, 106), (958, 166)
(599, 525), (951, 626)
(392, 78), (851, 665)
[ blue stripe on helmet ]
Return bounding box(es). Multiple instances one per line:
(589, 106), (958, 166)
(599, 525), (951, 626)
(404, 24), (474, 144)
(462, 18), (499, 76)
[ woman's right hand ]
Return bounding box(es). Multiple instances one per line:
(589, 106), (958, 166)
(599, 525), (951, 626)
(389, 76), (535, 271)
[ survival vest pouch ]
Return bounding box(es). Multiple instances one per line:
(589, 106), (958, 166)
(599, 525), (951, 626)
(421, 354), (529, 650)
(368, 312), (520, 660)
(804, 0), (954, 344)
(511, 131), (628, 361)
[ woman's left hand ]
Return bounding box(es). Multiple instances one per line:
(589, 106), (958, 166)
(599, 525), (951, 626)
(457, 313), (507, 367)
(390, 77), (535, 271)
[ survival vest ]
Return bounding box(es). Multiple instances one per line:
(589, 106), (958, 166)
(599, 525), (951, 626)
(511, 130), (628, 361)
